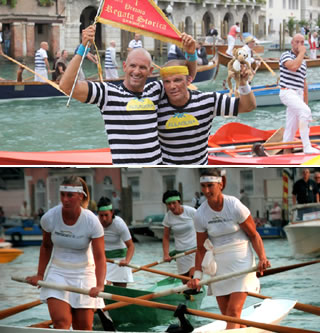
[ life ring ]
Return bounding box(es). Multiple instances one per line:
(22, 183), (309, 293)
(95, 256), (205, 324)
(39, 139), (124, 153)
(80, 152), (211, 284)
(11, 233), (22, 244)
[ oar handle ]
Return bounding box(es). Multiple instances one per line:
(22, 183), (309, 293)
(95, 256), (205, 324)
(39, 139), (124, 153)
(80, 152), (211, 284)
(11, 277), (317, 333)
(107, 258), (190, 282)
(132, 249), (196, 272)
(253, 50), (277, 76)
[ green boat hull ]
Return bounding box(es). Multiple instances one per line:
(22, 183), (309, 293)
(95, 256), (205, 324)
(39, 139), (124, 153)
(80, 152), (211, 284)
(101, 277), (205, 331)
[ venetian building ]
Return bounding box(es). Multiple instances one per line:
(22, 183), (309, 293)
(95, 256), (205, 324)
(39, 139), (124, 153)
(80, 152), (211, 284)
(1, 0), (266, 60)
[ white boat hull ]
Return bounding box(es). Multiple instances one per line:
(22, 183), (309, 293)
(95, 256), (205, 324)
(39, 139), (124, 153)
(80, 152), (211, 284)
(284, 221), (320, 258)
(193, 298), (296, 333)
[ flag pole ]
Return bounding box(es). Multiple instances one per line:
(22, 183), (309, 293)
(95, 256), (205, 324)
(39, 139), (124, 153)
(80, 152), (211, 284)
(66, 0), (105, 107)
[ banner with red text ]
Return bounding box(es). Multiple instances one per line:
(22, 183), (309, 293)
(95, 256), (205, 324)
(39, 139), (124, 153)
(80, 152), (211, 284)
(96, 0), (182, 47)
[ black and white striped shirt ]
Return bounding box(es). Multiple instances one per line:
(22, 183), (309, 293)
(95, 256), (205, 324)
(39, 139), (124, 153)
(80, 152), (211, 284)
(158, 90), (239, 165)
(85, 81), (164, 165)
(105, 47), (117, 69)
(34, 48), (47, 70)
(279, 50), (306, 90)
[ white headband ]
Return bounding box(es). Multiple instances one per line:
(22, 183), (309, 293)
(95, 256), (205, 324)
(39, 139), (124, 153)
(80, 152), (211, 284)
(200, 176), (222, 183)
(59, 185), (87, 197)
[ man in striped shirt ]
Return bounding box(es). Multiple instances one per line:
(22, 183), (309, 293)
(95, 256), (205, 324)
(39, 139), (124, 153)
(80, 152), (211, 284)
(158, 60), (256, 164)
(279, 33), (320, 154)
(105, 40), (119, 79)
(127, 34), (143, 52)
(34, 41), (50, 82)
(60, 25), (197, 165)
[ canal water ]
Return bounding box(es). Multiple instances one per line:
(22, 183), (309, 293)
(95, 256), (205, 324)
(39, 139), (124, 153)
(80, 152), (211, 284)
(0, 239), (319, 331)
(1, 50), (320, 152)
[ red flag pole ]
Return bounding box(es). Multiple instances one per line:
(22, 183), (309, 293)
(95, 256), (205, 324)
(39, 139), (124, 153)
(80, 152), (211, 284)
(66, 0), (105, 107)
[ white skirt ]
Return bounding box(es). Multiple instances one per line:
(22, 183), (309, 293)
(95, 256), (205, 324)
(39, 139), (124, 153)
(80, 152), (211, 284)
(207, 241), (260, 297)
(106, 258), (134, 283)
(176, 253), (195, 275)
(40, 263), (105, 309)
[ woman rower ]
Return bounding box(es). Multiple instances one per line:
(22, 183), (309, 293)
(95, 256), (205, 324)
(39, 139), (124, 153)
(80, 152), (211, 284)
(97, 196), (135, 287)
(162, 190), (197, 281)
(187, 168), (270, 329)
(26, 176), (105, 330)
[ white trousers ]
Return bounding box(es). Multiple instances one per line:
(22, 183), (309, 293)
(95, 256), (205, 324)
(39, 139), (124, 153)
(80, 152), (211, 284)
(310, 49), (317, 59)
(280, 88), (313, 152)
(105, 68), (119, 79)
(34, 68), (48, 82)
(226, 35), (236, 56)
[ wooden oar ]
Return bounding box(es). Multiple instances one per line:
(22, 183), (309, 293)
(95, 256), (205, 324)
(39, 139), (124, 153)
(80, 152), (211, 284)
(253, 50), (277, 77)
(132, 248), (196, 272)
(1, 53), (68, 96)
(0, 299), (42, 320)
(248, 292), (320, 316)
(208, 139), (320, 153)
(11, 277), (317, 333)
(257, 259), (320, 278)
(106, 258), (190, 282)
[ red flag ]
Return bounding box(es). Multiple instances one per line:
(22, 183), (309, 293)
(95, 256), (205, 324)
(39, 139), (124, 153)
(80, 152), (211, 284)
(96, 0), (182, 47)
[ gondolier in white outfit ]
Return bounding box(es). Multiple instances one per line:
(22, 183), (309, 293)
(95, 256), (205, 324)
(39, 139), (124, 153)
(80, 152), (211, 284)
(97, 196), (134, 287)
(105, 41), (119, 79)
(279, 33), (320, 154)
(34, 41), (50, 82)
(26, 176), (106, 330)
(162, 190), (196, 279)
(187, 168), (270, 330)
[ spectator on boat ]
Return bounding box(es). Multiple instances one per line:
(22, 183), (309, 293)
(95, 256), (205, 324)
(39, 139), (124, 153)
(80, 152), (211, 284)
(196, 41), (208, 66)
(309, 31), (318, 60)
(25, 176), (105, 330)
(167, 44), (186, 61)
(279, 33), (320, 155)
(161, 190), (196, 280)
(157, 59), (256, 164)
(292, 168), (319, 205)
(60, 25), (197, 165)
(74, 44), (98, 81)
(206, 24), (218, 44)
(187, 168), (271, 330)
(34, 41), (51, 82)
(226, 22), (243, 57)
(269, 202), (282, 227)
(20, 200), (31, 218)
(97, 196), (134, 287)
(55, 50), (69, 83)
(314, 171), (320, 194)
(52, 50), (61, 82)
(105, 40), (119, 79)
(127, 33), (143, 52)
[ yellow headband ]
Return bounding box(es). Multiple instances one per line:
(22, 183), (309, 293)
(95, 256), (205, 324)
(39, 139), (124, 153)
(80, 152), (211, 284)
(160, 66), (189, 78)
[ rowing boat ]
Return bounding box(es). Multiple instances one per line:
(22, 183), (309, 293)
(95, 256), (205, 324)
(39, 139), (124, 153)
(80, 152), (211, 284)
(193, 298), (297, 333)
(217, 82), (320, 107)
(102, 277), (205, 330)
(218, 51), (320, 70)
(0, 248), (23, 263)
(203, 44), (264, 56)
(4, 221), (43, 246)
(208, 123), (320, 165)
(0, 298), (296, 333)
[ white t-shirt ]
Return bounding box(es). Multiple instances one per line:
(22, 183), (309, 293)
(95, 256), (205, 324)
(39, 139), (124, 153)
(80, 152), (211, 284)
(195, 195), (250, 248)
(41, 205), (104, 265)
(104, 215), (131, 251)
(162, 205), (197, 251)
(128, 39), (142, 49)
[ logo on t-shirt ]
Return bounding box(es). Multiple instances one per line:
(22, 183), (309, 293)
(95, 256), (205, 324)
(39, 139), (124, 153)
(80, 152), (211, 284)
(165, 112), (199, 129)
(126, 98), (155, 111)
